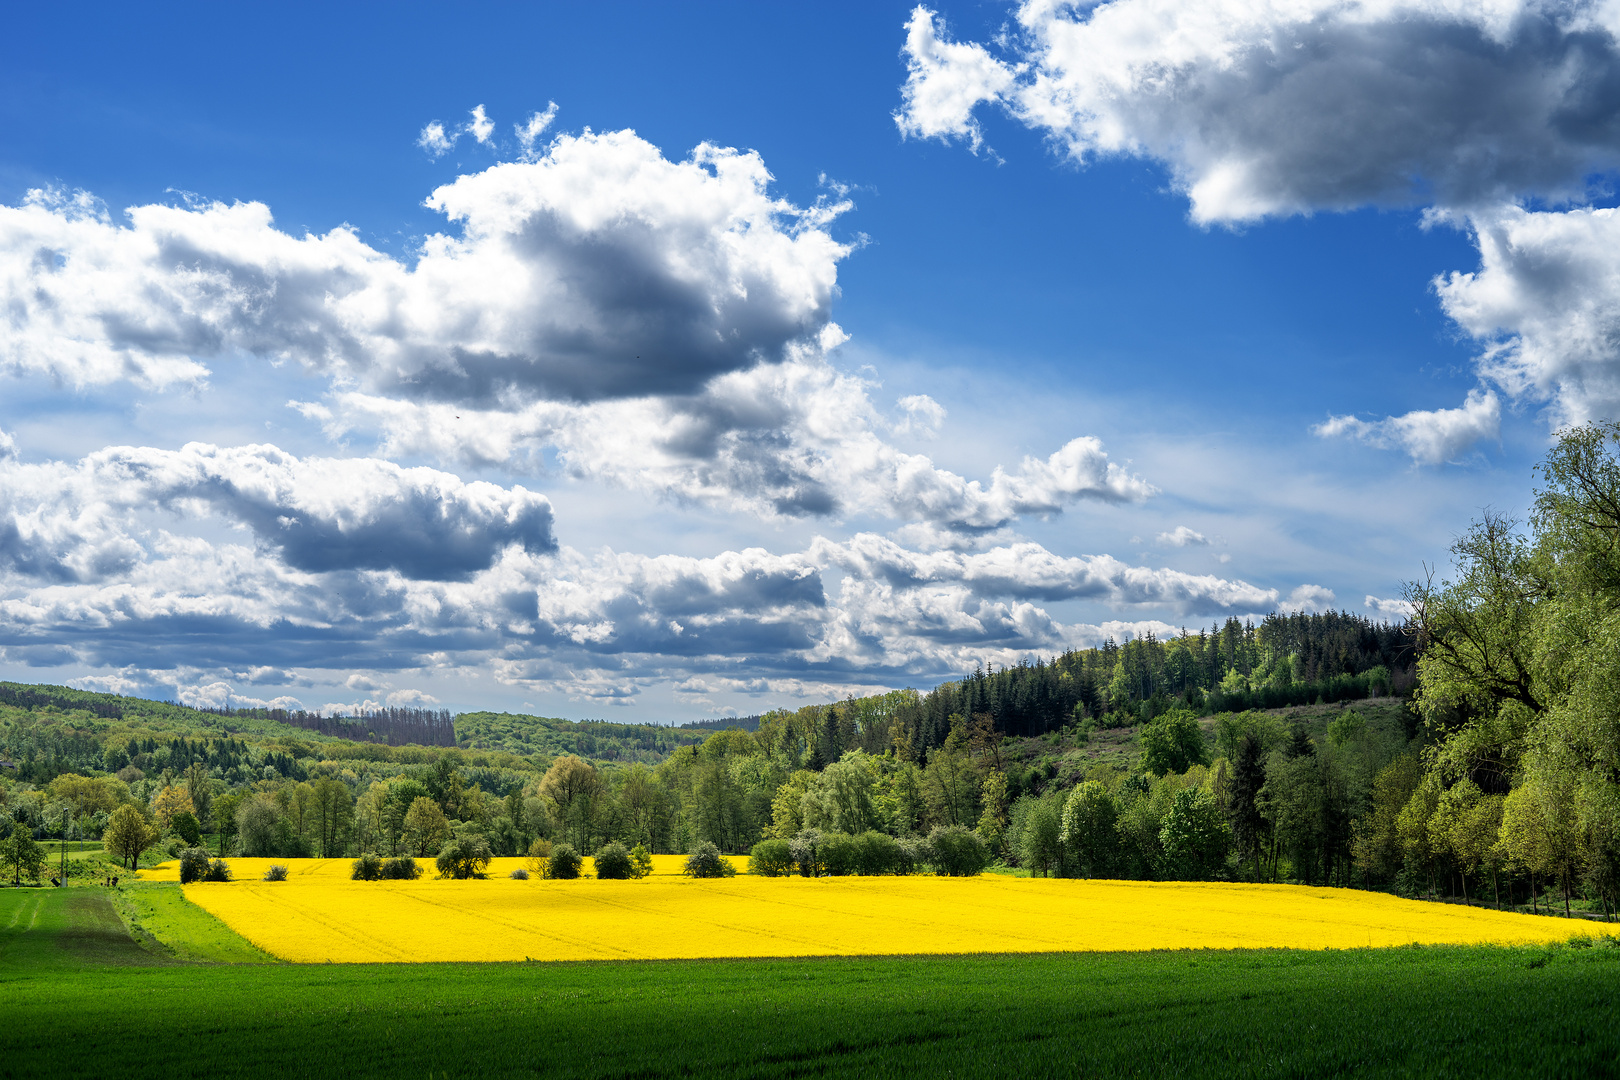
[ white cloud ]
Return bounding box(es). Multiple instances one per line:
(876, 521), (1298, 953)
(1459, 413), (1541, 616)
(176, 680), (302, 711)
(0, 129), (853, 401)
(417, 121), (455, 159)
(1432, 203), (1620, 426)
(1314, 388), (1501, 464)
(1365, 594), (1415, 619)
(466, 104), (494, 145)
(0, 466), (1302, 701)
(894, 393), (946, 438)
(1285, 584), (1337, 613)
(816, 532), (1279, 613)
(516, 103), (559, 154)
(898, 2), (1620, 223)
(1157, 525), (1209, 547)
(310, 357), (1152, 531)
(0, 438), (555, 582)
(895, 6), (1019, 153)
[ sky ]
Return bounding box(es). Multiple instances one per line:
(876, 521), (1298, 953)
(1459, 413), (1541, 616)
(2, 0), (1616, 721)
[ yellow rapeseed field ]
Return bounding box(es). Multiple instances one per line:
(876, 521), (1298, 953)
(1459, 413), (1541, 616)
(150, 858), (1598, 963)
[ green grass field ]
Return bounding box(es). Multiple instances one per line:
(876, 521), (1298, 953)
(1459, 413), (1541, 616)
(1, 885), (1617, 1078)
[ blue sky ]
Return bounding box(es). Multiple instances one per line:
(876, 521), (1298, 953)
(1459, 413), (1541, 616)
(1, 1), (1609, 720)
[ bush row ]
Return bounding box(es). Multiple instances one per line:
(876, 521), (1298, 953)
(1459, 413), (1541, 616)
(350, 854), (423, 880)
(748, 826), (990, 877)
(177, 848), (233, 883)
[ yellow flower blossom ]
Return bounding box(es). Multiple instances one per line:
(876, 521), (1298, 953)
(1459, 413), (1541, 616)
(153, 858), (1598, 964)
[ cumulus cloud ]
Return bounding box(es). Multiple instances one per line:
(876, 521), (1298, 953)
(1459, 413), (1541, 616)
(896, 7), (1019, 153)
(308, 357), (1152, 531)
(0, 439), (554, 582)
(419, 105), (496, 159)
(177, 680), (302, 711)
(1314, 387), (1501, 464)
(516, 103), (560, 155)
(1432, 203), (1620, 426)
(1156, 525), (1208, 547)
(417, 121), (456, 159)
(1365, 594), (1415, 619)
(816, 533), (1279, 614)
(898, 2), (1620, 223)
(1284, 584), (1337, 613)
(0, 479), (1309, 702)
(0, 128), (852, 401)
(894, 393), (947, 438)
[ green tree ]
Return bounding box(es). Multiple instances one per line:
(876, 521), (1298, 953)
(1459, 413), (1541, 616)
(1060, 781), (1118, 879)
(540, 756), (601, 852)
(594, 841), (634, 880)
(1352, 754), (1423, 888)
(1158, 788), (1230, 880)
(922, 726), (979, 828)
(212, 791), (242, 856)
(311, 778), (353, 858)
(2, 823), (45, 885)
(435, 835), (493, 879)
(1140, 710), (1209, 776)
(404, 797), (450, 857)
(1019, 795), (1064, 877)
(103, 804), (157, 870)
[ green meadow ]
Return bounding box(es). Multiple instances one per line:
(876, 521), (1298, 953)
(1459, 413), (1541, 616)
(2, 885), (1617, 1078)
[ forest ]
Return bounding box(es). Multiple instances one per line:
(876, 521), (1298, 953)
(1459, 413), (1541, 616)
(5, 425), (1620, 920)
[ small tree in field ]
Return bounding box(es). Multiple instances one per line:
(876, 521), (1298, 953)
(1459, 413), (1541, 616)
(525, 837), (554, 878)
(436, 836), (493, 879)
(103, 805), (158, 870)
(178, 848), (212, 884)
(684, 842), (736, 878)
(548, 844), (583, 880)
(594, 842), (634, 879)
(629, 843), (654, 879)
(2, 823), (45, 886)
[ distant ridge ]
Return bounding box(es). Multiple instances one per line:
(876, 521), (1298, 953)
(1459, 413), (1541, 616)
(677, 715), (763, 733)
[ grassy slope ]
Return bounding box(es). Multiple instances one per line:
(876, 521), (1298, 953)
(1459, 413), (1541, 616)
(1, 885), (1617, 1078)
(113, 884), (276, 964)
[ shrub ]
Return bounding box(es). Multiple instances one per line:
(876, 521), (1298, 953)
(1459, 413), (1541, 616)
(178, 847), (212, 885)
(853, 830), (907, 876)
(171, 811), (203, 848)
(594, 841), (634, 880)
(509, 868), (529, 880)
(548, 844), (583, 880)
(629, 843), (654, 879)
(204, 859), (232, 882)
(789, 829), (825, 876)
(263, 864), (289, 882)
(819, 832), (861, 876)
(380, 856), (421, 880)
(525, 837), (554, 878)
(351, 853), (384, 881)
(684, 842), (736, 878)
(162, 837), (185, 859)
(896, 836), (925, 875)
(926, 825), (991, 876)
(748, 837), (794, 877)
(436, 836), (493, 880)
